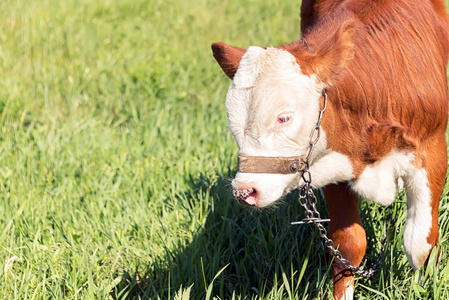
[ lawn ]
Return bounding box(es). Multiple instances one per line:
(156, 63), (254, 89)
(0, 0), (449, 299)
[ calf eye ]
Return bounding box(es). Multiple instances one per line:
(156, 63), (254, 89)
(278, 113), (293, 124)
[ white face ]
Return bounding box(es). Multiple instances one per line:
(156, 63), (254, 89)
(226, 46), (325, 207)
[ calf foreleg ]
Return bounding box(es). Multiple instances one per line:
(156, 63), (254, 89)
(403, 138), (447, 270)
(323, 183), (366, 300)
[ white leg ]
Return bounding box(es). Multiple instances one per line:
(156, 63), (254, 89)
(403, 168), (433, 270)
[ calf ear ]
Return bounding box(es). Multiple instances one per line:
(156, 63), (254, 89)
(310, 16), (355, 85)
(287, 13), (355, 86)
(211, 42), (246, 79)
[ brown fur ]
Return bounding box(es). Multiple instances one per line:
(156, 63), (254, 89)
(288, 0), (449, 175)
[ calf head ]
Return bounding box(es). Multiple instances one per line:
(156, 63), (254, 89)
(212, 16), (355, 207)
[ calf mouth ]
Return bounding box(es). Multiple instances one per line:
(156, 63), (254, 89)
(233, 188), (258, 206)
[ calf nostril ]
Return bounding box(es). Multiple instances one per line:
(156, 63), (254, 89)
(233, 188), (255, 202)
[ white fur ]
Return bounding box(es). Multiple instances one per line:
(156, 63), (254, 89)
(306, 150), (354, 188)
(341, 284), (354, 300)
(403, 168), (433, 269)
(232, 46), (268, 88)
(351, 150), (414, 205)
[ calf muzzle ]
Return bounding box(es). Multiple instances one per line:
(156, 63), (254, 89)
(233, 188), (256, 206)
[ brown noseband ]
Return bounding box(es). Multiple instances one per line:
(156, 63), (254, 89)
(237, 154), (307, 174)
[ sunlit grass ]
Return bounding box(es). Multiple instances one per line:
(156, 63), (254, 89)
(0, 0), (448, 299)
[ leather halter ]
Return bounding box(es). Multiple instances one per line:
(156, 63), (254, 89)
(237, 154), (307, 174)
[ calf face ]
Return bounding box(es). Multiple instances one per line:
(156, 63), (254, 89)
(212, 18), (355, 207)
(225, 47), (323, 207)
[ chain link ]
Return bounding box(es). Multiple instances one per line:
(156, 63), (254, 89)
(291, 90), (391, 278)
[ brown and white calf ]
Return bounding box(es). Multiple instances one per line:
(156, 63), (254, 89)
(212, 0), (449, 299)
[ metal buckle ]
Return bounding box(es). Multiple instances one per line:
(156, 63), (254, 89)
(291, 217), (330, 225)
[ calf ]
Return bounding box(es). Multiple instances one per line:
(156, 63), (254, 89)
(212, 0), (449, 299)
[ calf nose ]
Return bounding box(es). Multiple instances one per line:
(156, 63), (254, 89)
(233, 188), (257, 206)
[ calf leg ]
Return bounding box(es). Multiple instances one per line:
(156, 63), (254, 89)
(323, 182), (367, 300)
(403, 138), (447, 270)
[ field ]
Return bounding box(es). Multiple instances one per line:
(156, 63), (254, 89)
(1, 0), (449, 299)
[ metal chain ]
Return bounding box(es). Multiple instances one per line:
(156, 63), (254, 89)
(291, 90), (391, 278)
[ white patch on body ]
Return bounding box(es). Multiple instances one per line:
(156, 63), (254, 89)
(351, 150), (414, 205)
(306, 150), (354, 188)
(296, 147), (433, 270)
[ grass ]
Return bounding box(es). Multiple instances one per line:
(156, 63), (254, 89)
(0, 0), (448, 299)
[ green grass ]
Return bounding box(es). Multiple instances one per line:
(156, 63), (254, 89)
(0, 0), (449, 299)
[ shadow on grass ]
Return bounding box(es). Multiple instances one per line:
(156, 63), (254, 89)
(110, 172), (392, 299)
